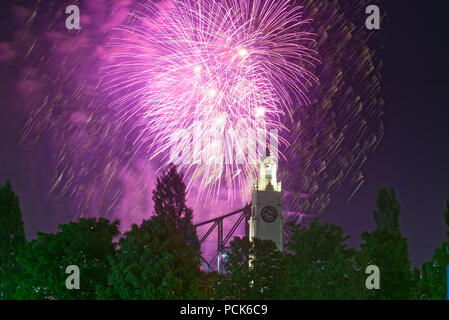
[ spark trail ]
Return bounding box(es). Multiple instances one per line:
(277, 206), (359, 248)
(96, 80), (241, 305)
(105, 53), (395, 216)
(102, 0), (318, 202)
(15, 0), (383, 228)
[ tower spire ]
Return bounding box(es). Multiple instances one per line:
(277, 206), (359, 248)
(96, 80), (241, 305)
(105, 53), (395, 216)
(266, 143), (270, 157)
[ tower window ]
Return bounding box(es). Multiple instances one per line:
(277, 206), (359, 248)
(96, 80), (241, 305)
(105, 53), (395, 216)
(265, 165), (272, 179)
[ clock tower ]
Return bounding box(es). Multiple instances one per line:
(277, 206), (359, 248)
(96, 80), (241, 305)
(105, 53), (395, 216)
(248, 145), (283, 251)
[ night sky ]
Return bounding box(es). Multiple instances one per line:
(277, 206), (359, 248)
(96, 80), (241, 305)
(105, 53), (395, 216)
(323, 1), (449, 265)
(1, 0), (448, 266)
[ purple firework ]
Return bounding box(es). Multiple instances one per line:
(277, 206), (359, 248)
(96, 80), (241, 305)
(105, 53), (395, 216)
(102, 0), (318, 203)
(13, 0), (383, 229)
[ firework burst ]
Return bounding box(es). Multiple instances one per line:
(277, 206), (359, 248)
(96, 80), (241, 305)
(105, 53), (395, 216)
(16, 0), (383, 227)
(102, 0), (318, 201)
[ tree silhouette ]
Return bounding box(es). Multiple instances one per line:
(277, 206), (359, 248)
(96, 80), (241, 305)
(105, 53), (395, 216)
(359, 188), (415, 299)
(15, 218), (119, 300)
(285, 218), (359, 299)
(372, 188), (401, 232)
(421, 199), (449, 299)
(0, 180), (26, 299)
(152, 165), (200, 254)
(215, 237), (287, 300)
(99, 215), (208, 300)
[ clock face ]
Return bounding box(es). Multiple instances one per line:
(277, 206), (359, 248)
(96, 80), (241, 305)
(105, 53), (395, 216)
(261, 206), (278, 223)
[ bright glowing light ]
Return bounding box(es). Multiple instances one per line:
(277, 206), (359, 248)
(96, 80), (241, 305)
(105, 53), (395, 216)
(193, 65), (202, 74)
(255, 107), (266, 118)
(207, 88), (218, 98)
(103, 0), (318, 202)
(238, 48), (249, 57)
(214, 114), (226, 126)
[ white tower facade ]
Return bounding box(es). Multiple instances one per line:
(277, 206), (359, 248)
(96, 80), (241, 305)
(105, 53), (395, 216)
(248, 146), (283, 251)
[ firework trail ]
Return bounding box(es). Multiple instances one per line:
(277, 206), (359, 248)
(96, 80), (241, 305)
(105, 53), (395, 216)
(8, 0), (383, 229)
(280, 0), (384, 221)
(102, 0), (318, 202)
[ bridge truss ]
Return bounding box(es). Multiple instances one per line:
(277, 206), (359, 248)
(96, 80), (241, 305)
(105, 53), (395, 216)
(195, 204), (251, 273)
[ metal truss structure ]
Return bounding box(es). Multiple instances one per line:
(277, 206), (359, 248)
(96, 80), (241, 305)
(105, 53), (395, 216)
(195, 204), (251, 272)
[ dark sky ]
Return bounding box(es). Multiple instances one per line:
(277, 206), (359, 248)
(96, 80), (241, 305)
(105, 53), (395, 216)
(1, 0), (448, 266)
(323, 0), (449, 265)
